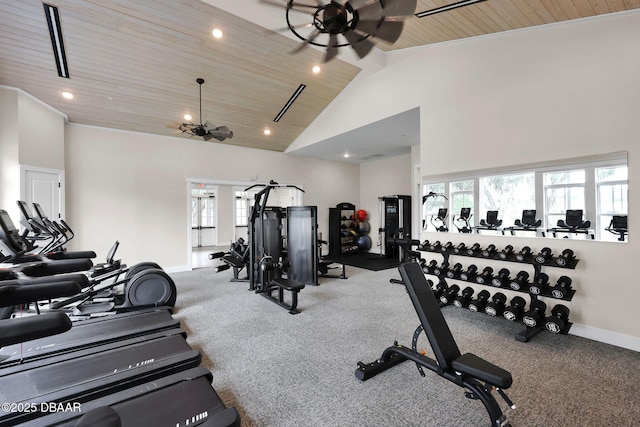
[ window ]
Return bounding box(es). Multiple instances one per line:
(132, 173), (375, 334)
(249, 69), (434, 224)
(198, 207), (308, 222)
(422, 153), (628, 241)
(235, 191), (255, 227)
(450, 180), (474, 228)
(422, 183), (446, 231)
(544, 170), (585, 230)
(480, 173), (535, 227)
(596, 165), (628, 241)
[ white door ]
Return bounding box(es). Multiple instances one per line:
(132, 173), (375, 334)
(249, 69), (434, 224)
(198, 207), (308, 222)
(23, 168), (62, 220)
(191, 187), (217, 247)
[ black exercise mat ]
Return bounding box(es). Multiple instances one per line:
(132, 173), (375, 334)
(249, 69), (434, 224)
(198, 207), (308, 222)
(329, 252), (399, 272)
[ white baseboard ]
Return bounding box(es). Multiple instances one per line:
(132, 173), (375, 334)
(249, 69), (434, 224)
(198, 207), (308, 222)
(570, 323), (640, 352)
(165, 264), (190, 273)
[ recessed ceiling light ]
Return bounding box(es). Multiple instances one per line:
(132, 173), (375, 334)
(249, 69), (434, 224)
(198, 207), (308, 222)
(61, 91), (74, 99)
(184, 114), (192, 121)
(344, 153), (350, 158)
(264, 129), (271, 135)
(312, 65), (320, 74)
(212, 28), (223, 39)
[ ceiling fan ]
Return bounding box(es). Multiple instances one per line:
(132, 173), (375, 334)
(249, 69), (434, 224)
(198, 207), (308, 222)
(265, 0), (417, 62)
(167, 78), (234, 142)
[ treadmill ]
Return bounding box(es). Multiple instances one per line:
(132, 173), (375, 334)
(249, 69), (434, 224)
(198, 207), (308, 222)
(0, 285), (239, 427)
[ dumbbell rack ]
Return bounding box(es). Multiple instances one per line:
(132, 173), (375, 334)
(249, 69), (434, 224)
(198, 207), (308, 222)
(418, 242), (578, 342)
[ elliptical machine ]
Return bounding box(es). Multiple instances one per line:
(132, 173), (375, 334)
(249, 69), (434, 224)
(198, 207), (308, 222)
(0, 209), (177, 318)
(452, 207), (473, 233)
(423, 191), (449, 232)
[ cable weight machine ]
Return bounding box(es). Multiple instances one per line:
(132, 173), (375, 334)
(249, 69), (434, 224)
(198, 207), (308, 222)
(246, 180), (317, 314)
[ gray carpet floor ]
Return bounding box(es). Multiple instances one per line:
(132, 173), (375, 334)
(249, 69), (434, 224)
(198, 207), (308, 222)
(170, 265), (640, 427)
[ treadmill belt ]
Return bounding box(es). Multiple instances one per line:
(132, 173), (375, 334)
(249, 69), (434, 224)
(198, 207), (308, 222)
(18, 367), (240, 427)
(0, 335), (201, 425)
(0, 309), (178, 368)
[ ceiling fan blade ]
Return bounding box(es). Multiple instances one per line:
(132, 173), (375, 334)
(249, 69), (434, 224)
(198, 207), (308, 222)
(347, 0), (375, 9)
(355, 1), (383, 21)
(343, 30), (375, 59)
(211, 125), (230, 134)
(380, 0), (417, 17)
(290, 28), (321, 54)
(202, 133), (214, 141)
(325, 34), (339, 62)
(357, 19), (404, 44)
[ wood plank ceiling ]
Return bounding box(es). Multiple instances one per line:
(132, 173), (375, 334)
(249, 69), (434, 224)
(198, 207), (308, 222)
(1, 0), (638, 153)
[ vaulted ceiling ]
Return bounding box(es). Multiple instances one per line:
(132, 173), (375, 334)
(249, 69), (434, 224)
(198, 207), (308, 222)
(1, 0), (638, 160)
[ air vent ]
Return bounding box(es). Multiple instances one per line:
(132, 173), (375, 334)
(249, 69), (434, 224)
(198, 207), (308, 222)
(43, 3), (70, 78)
(273, 84), (305, 122)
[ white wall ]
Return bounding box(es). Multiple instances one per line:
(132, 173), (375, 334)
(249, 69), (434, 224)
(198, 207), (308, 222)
(0, 88), (20, 218)
(64, 124), (360, 269)
(0, 87), (66, 220)
(298, 11), (640, 348)
(18, 91), (65, 170)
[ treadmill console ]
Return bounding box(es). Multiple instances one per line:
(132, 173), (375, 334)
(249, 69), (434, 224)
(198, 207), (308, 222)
(0, 210), (27, 253)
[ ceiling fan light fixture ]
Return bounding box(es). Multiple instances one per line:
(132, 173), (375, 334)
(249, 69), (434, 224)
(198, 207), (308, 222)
(166, 78), (234, 142)
(415, 0), (487, 18)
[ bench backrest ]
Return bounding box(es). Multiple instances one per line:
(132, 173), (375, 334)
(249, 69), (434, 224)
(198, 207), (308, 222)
(399, 262), (461, 370)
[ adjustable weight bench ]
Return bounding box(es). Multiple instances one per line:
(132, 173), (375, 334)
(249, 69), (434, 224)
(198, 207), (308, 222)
(356, 262), (515, 427)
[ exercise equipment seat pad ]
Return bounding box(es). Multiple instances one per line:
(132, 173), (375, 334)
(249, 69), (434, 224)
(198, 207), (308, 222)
(271, 278), (305, 291)
(451, 353), (513, 388)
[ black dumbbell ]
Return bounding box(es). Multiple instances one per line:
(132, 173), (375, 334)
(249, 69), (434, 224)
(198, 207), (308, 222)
(515, 246), (532, 262)
(452, 242), (467, 254)
(441, 241), (454, 253)
(555, 249), (576, 267)
(420, 240), (430, 250)
(503, 296), (527, 321)
(534, 247), (553, 264)
(550, 276), (573, 299)
(529, 272), (550, 295)
(459, 264), (478, 281)
(466, 243), (482, 256)
(423, 260), (438, 275)
(522, 300), (547, 328)
(432, 262), (448, 276)
(475, 266), (494, 284)
(432, 281), (449, 300)
(481, 244), (497, 257)
(468, 290), (491, 312)
(485, 292), (507, 317)
(446, 263), (463, 279)
(453, 286), (475, 308)
(439, 284), (460, 305)
(498, 245), (514, 260)
(509, 270), (530, 291)
(428, 240), (442, 251)
(490, 268), (511, 287)
(544, 304), (571, 334)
